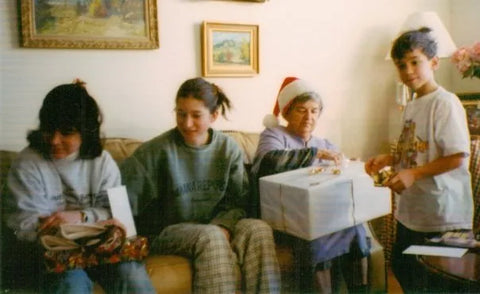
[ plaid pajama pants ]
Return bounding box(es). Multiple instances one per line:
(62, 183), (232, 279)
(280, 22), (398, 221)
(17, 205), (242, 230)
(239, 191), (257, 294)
(150, 219), (281, 294)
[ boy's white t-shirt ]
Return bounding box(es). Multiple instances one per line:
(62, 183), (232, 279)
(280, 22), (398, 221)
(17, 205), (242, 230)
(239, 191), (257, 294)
(394, 86), (473, 232)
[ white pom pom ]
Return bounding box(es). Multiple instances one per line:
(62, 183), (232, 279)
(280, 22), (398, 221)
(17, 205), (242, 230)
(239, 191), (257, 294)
(263, 114), (279, 128)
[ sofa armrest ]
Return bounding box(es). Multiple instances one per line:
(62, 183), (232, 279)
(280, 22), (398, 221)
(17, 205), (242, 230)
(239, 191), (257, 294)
(0, 150), (18, 196)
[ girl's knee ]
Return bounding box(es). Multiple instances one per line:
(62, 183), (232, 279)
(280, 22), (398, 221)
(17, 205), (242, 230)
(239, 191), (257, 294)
(237, 219), (273, 237)
(198, 224), (228, 244)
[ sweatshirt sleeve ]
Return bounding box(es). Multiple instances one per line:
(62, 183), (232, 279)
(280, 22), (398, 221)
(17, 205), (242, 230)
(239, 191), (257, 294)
(252, 128), (318, 178)
(120, 148), (158, 217)
(82, 151), (121, 223)
(210, 142), (247, 232)
(5, 159), (50, 242)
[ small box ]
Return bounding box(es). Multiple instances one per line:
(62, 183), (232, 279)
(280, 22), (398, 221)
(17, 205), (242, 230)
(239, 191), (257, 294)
(259, 161), (391, 240)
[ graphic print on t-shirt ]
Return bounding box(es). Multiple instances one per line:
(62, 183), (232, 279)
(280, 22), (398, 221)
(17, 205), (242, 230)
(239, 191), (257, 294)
(394, 119), (428, 169)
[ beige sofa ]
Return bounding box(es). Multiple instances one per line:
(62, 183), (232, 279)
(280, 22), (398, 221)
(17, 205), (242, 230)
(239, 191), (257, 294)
(0, 130), (387, 293)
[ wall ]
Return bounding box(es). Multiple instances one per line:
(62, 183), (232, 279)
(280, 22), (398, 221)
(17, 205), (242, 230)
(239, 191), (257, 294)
(1, 0), (472, 160)
(450, 0), (480, 94)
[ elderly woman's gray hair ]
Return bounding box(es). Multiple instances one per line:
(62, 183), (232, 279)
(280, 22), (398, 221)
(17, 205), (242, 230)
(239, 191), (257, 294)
(283, 91), (323, 117)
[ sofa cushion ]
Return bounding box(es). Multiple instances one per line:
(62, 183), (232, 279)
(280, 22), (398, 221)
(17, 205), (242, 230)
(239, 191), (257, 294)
(145, 255), (192, 294)
(102, 138), (143, 165)
(102, 131), (260, 166)
(0, 150), (18, 197)
(91, 255), (191, 294)
(221, 130), (260, 165)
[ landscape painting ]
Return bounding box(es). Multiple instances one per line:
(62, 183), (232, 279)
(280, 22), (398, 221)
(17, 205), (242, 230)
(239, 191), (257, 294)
(458, 93), (480, 136)
(20, 0), (159, 49)
(212, 31), (251, 66)
(202, 22), (259, 77)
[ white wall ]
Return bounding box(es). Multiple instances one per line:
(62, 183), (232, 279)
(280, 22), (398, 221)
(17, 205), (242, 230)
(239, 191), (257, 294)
(2, 0), (473, 160)
(450, 0), (480, 94)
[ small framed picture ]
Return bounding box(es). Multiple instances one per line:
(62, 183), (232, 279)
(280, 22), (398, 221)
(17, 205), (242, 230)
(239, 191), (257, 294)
(201, 21), (259, 77)
(458, 93), (480, 137)
(20, 0), (159, 49)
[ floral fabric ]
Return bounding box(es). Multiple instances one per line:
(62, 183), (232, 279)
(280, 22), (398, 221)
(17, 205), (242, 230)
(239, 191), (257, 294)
(42, 224), (149, 273)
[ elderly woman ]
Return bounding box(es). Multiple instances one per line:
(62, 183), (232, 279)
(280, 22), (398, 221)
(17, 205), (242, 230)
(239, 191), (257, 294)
(251, 77), (370, 294)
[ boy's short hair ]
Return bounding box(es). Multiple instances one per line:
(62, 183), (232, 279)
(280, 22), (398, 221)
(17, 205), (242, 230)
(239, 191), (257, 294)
(390, 27), (438, 60)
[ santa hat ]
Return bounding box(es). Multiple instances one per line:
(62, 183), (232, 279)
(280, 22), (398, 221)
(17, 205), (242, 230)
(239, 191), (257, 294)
(263, 77), (315, 128)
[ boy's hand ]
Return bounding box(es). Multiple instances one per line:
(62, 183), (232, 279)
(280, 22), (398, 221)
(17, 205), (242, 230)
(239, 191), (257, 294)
(365, 154), (392, 175)
(386, 169), (416, 193)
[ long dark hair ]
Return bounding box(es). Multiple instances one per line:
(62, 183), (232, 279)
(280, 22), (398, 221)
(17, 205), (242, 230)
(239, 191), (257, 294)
(27, 80), (103, 159)
(175, 77), (232, 118)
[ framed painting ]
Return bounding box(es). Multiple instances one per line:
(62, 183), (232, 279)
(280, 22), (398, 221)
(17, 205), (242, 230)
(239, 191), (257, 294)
(201, 21), (259, 77)
(458, 93), (480, 137)
(20, 0), (159, 49)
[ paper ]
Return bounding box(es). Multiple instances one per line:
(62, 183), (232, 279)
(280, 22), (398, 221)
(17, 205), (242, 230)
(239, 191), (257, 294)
(107, 185), (137, 238)
(259, 161), (391, 240)
(403, 245), (467, 258)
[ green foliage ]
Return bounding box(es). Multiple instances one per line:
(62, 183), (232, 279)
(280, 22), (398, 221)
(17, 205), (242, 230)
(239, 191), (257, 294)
(35, 0), (55, 31)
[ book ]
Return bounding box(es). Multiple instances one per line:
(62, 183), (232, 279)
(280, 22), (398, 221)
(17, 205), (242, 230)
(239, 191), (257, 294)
(40, 235), (80, 251)
(40, 223), (107, 251)
(60, 223), (106, 240)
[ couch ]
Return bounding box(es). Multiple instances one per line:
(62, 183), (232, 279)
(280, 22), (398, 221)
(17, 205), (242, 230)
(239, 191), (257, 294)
(0, 130), (387, 293)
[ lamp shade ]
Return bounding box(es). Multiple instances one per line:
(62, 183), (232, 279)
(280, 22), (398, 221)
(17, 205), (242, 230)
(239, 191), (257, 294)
(386, 11), (457, 59)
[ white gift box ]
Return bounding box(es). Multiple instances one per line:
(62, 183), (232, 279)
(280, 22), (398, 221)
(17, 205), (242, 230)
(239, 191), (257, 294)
(259, 161), (391, 240)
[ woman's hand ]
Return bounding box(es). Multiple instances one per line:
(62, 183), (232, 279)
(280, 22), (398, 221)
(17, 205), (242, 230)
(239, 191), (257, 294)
(38, 210), (82, 234)
(317, 149), (342, 166)
(365, 154), (393, 175)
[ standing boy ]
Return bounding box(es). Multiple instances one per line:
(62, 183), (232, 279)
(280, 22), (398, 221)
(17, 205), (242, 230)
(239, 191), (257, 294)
(365, 27), (473, 292)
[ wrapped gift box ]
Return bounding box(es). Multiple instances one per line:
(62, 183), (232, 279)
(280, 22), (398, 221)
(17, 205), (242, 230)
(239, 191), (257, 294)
(259, 161), (391, 240)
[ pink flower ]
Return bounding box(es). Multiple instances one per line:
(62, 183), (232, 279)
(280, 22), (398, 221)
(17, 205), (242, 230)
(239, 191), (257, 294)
(452, 47), (472, 73)
(451, 42), (480, 79)
(470, 42), (480, 62)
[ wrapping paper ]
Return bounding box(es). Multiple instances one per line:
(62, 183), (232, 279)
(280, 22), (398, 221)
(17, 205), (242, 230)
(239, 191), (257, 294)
(259, 161), (391, 240)
(42, 223), (149, 273)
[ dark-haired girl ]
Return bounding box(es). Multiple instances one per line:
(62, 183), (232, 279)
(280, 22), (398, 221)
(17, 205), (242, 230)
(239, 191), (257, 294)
(121, 77), (280, 294)
(4, 80), (155, 293)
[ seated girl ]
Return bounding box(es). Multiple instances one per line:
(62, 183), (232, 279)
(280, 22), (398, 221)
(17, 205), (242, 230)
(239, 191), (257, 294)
(3, 80), (155, 294)
(120, 77), (280, 294)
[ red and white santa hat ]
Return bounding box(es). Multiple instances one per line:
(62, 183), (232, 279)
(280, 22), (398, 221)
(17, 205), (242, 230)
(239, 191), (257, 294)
(263, 77), (316, 128)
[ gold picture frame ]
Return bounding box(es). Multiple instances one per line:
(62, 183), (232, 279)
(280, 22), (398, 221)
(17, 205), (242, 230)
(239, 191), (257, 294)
(20, 0), (159, 49)
(202, 21), (259, 77)
(458, 93), (480, 137)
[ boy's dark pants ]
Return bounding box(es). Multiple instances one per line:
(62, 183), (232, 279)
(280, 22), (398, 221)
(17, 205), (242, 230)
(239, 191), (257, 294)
(391, 222), (441, 293)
